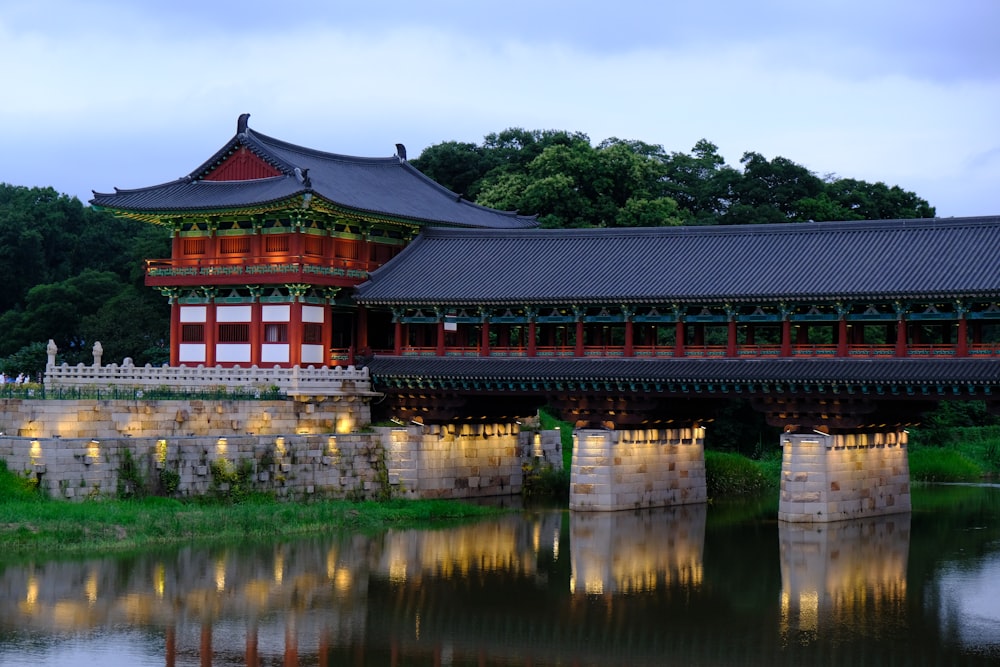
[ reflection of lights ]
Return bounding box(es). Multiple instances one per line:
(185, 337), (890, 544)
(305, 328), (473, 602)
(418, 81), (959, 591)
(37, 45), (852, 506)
(274, 552), (285, 585)
(154, 563), (165, 598)
(215, 558), (226, 592)
(553, 529), (560, 560)
(326, 548), (338, 580)
(25, 575), (38, 608)
(334, 568), (352, 593)
(85, 570), (98, 604)
(389, 558), (408, 584)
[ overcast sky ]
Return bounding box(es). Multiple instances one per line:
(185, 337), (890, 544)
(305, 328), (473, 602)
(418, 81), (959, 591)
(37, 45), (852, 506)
(1, 0), (997, 217)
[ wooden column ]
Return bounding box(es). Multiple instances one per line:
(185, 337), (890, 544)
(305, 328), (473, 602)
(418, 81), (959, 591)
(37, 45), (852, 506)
(574, 319), (584, 357)
(289, 300), (303, 366)
(481, 319), (491, 357)
(895, 316), (908, 357)
(527, 319), (537, 357)
(436, 320), (445, 356)
(726, 319), (737, 357)
(957, 313), (968, 357)
(624, 318), (634, 357)
(169, 301), (180, 367)
(837, 317), (848, 357)
(674, 320), (686, 357)
(780, 318), (792, 356)
(393, 320), (402, 356)
(250, 300), (262, 367)
(205, 302), (217, 367)
(356, 305), (369, 352)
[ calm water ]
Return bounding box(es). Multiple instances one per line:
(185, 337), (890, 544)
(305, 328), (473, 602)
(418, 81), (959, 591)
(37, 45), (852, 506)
(1, 486), (999, 666)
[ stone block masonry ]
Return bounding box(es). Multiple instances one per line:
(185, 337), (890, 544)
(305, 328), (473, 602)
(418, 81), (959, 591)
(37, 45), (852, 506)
(569, 428), (707, 511)
(778, 431), (910, 522)
(0, 406), (557, 502)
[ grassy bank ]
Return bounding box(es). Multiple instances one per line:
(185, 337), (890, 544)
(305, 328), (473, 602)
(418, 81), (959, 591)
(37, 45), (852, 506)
(0, 461), (502, 559)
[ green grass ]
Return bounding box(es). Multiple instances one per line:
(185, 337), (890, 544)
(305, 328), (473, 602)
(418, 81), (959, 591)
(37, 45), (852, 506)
(908, 447), (983, 482)
(0, 460), (504, 559)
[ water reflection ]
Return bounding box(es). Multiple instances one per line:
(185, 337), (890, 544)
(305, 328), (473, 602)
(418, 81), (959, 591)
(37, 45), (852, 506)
(2, 489), (1000, 665)
(570, 504), (705, 595)
(779, 515), (910, 641)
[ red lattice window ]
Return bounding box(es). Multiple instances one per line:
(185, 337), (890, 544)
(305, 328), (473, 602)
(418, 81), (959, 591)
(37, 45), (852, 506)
(219, 236), (250, 254)
(181, 324), (204, 342)
(218, 323), (250, 343)
(183, 238), (206, 255)
(265, 235), (290, 253)
(303, 323), (323, 344)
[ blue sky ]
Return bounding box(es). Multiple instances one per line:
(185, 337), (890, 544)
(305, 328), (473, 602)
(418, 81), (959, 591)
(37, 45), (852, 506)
(1, 0), (997, 217)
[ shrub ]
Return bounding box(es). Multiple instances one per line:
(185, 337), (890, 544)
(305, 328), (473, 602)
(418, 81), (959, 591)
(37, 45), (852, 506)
(705, 450), (770, 497)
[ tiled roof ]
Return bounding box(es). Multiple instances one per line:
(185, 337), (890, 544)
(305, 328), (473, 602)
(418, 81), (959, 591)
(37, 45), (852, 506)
(354, 216), (1000, 305)
(90, 116), (538, 230)
(366, 356), (1000, 387)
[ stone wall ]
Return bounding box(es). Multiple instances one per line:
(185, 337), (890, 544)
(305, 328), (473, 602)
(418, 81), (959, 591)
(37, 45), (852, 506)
(0, 396), (368, 439)
(0, 418), (560, 503)
(778, 431), (910, 522)
(570, 428), (707, 511)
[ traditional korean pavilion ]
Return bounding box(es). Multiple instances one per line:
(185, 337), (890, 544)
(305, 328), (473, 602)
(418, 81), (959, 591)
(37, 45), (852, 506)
(91, 114), (537, 368)
(93, 115), (1000, 373)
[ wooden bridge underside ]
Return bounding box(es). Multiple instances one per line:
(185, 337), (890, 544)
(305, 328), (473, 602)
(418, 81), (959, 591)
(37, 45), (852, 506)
(367, 357), (1000, 433)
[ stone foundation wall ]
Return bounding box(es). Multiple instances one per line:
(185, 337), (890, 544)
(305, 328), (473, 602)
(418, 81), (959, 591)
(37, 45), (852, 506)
(0, 418), (560, 503)
(0, 396), (368, 439)
(570, 428), (707, 511)
(778, 431), (910, 522)
(380, 423), (534, 499)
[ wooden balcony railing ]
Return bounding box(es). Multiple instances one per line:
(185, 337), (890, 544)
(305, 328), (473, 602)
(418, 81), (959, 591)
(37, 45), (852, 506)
(145, 256), (370, 286)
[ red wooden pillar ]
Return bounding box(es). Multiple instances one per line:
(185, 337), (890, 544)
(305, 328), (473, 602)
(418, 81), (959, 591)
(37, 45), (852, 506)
(436, 320), (445, 356)
(780, 319), (792, 356)
(574, 319), (584, 357)
(481, 319), (491, 357)
(726, 318), (737, 357)
(837, 318), (848, 357)
(528, 319), (537, 357)
(393, 320), (402, 356)
(250, 301), (262, 367)
(205, 303), (217, 367)
(169, 301), (181, 367)
(957, 313), (968, 357)
(674, 320), (685, 357)
(356, 305), (369, 352)
(289, 300), (303, 366)
(624, 318), (634, 357)
(895, 316), (908, 357)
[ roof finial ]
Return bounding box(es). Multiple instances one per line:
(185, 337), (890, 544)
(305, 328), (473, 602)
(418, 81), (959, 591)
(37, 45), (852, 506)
(237, 113), (250, 134)
(395, 143), (407, 161)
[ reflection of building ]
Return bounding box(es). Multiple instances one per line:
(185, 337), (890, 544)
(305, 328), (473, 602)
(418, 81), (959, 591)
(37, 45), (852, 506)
(779, 515), (909, 637)
(570, 505), (706, 595)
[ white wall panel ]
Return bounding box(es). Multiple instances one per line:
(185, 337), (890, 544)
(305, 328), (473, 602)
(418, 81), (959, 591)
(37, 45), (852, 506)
(261, 344), (290, 364)
(216, 344), (251, 363)
(178, 344), (206, 363)
(179, 306), (207, 323)
(262, 305), (290, 322)
(301, 344), (325, 364)
(216, 306), (252, 323)
(302, 305), (325, 323)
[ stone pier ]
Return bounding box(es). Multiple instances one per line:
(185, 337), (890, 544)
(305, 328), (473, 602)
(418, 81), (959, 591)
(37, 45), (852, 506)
(778, 431), (910, 522)
(570, 427), (706, 511)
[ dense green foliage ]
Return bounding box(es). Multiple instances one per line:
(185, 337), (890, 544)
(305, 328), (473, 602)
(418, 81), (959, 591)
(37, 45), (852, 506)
(0, 184), (171, 377)
(704, 450), (773, 497)
(908, 448), (983, 482)
(413, 131), (935, 228)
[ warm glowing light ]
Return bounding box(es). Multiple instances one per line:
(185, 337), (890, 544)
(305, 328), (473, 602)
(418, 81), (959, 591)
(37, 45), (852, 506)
(334, 568), (352, 593)
(87, 439), (100, 460)
(29, 439), (42, 464)
(274, 552), (285, 585)
(275, 436), (286, 455)
(25, 575), (38, 608)
(336, 417), (354, 434)
(216, 437), (228, 456)
(85, 570), (98, 604)
(215, 558), (226, 592)
(327, 435), (339, 456)
(154, 563), (165, 598)
(156, 439), (167, 465)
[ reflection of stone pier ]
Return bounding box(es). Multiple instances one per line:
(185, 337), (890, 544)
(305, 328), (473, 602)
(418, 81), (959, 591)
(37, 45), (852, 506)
(779, 514), (910, 636)
(571, 428), (707, 511)
(779, 431), (910, 522)
(570, 505), (706, 595)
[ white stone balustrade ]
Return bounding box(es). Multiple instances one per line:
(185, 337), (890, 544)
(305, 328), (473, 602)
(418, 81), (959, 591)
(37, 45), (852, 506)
(44, 344), (376, 398)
